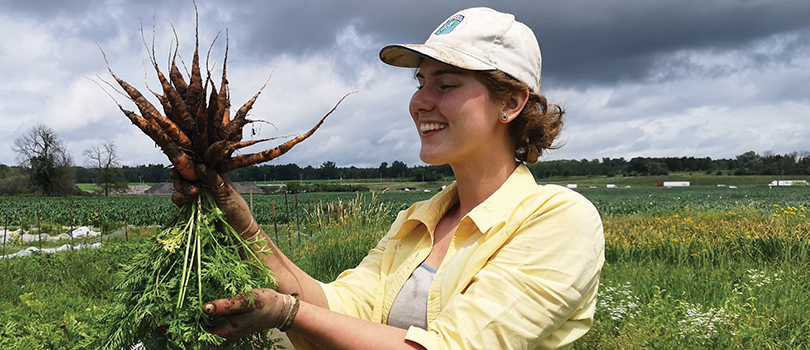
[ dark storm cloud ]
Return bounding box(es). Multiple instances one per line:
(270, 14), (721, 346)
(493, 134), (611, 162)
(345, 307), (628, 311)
(0, 0), (101, 16)
(1, 0), (809, 166)
(535, 0), (810, 87)
(215, 0), (810, 90)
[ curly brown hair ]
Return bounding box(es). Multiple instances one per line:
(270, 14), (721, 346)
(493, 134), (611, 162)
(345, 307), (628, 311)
(475, 71), (565, 164)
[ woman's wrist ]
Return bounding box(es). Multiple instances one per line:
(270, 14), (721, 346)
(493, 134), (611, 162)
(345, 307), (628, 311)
(238, 219), (262, 240)
(277, 293), (300, 332)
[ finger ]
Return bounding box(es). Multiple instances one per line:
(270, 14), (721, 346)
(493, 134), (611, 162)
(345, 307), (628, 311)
(173, 178), (199, 196)
(207, 321), (236, 339)
(195, 163), (224, 188)
(169, 168), (182, 181)
(171, 192), (194, 207)
(206, 313), (255, 340)
(203, 292), (265, 316)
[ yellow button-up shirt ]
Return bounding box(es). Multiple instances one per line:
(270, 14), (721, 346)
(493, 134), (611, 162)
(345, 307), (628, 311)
(292, 164), (604, 350)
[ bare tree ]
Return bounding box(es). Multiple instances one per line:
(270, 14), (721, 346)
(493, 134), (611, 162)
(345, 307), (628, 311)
(13, 124), (76, 195)
(85, 141), (127, 196)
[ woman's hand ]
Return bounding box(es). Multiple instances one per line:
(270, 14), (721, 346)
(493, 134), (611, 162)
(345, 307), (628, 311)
(203, 289), (299, 340)
(172, 164), (330, 311)
(170, 164), (256, 235)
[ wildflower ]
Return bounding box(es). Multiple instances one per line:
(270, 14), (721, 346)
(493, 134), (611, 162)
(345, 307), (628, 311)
(677, 303), (739, 340)
(597, 281), (641, 321)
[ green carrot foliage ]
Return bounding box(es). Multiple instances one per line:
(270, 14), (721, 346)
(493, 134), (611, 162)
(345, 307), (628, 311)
(95, 189), (277, 350)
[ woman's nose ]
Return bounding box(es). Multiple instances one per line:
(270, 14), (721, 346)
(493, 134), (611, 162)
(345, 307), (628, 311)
(409, 86), (433, 116)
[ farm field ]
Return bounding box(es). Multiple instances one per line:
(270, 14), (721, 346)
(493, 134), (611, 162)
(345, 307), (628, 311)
(1, 185), (809, 348)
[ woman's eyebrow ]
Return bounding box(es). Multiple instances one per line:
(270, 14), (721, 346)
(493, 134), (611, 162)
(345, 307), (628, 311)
(415, 69), (466, 80)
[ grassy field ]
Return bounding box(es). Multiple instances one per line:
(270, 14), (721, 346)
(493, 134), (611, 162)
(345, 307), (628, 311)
(1, 186), (809, 348)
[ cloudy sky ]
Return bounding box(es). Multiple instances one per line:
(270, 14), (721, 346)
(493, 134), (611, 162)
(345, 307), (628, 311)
(1, 0), (808, 169)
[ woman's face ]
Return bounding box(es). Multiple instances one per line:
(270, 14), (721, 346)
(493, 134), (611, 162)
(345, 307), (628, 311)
(409, 59), (509, 167)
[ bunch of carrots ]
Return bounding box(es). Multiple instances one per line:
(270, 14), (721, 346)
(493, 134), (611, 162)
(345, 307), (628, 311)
(94, 11), (351, 350)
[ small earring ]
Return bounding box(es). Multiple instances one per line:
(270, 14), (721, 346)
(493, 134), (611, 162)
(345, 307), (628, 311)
(501, 113), (509, 122)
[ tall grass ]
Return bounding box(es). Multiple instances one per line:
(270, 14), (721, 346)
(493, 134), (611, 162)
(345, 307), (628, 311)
(283, 193), (396, 282)
(578, 206), (810, 349)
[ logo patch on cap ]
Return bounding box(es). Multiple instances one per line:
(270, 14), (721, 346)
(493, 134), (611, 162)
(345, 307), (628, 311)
(434, 15), (464, 35)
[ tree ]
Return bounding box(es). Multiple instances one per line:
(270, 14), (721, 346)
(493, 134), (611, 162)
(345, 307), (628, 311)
(378, 162), (389, 178)
(13, 124), (76, 195)
(735, 151), (762, 175)
(85, 141), (128, 196)
(390, 160), (408, 178)
(320, 161), (338, 180)
(0, 164), (27, 195)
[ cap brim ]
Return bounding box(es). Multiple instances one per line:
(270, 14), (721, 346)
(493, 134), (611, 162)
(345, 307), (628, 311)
(380, 44), (496, 71)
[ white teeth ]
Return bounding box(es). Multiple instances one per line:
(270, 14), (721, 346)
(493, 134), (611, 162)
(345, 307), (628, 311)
(420, 123), (447, 133)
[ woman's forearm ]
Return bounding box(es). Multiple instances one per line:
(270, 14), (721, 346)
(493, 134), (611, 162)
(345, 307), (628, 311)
(241, 224), (329, 308)
(290, 301), (426, 350)
(207, 180), (329, 308)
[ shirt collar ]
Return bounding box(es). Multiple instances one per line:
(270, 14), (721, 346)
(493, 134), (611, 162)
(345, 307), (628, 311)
(465, 164), (537, 234)
(391, 164), (537, 239)
(392, 182), (459, 240)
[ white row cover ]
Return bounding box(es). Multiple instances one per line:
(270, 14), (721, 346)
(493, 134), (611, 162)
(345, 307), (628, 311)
(2, 226), (101, 244)
(0, 242), (103, 259)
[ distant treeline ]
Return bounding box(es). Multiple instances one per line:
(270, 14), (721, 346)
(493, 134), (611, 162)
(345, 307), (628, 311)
(73, 150), (810, 184)
(72, 160), (456, 184)
(527, 151), (810, 178)
(4, 150), (806, 189)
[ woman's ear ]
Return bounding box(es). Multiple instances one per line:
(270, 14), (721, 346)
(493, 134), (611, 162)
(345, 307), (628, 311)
(501, 89), (530, 123)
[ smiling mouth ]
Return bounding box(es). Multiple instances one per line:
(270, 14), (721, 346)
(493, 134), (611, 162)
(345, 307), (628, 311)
(420, 122), (447, 134)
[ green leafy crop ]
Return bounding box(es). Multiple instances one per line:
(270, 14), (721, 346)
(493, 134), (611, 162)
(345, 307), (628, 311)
(95, 189), (277, 350)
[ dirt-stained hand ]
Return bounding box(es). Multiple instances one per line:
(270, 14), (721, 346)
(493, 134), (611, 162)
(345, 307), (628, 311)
(203, 289), (299, 340)
(170, 164), (256, 235)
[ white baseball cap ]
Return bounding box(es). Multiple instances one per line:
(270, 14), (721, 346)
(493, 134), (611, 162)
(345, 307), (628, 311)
(380, 7), (542, 92)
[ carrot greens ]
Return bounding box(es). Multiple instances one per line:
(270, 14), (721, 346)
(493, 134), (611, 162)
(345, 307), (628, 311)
(98, 190), (276, 349)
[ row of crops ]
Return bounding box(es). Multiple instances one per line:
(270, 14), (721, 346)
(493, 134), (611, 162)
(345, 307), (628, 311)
(584, 186), (810, 215)
(1, 186), (808, 229)
(0, 192), (432, 229)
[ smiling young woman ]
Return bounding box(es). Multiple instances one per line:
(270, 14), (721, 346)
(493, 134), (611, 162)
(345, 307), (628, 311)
(410, 60), (524, 174)
(174, 7), (604, 350)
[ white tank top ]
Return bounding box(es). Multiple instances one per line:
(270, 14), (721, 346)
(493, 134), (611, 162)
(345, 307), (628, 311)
(387, 263), (437, 330)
